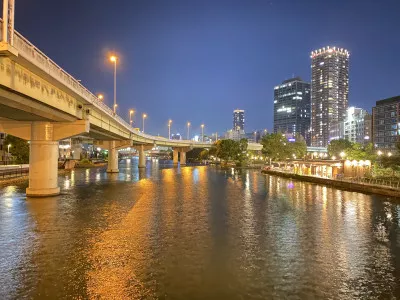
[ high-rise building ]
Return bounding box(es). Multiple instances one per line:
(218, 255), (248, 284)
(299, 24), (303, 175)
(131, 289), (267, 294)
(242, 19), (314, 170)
(233, 109), (245, 131)
(273, 77), (311, 144)
(372, 95), (400, 150)
(329, 107), (371, 145)
(310, 46), (349, 147)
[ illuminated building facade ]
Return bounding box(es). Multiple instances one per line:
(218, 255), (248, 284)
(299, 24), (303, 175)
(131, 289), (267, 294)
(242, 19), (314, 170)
(372, 95), (400, 150)
(273, 77), (311, 144)
(233, 109), (245, 131)
(311, 46), (349, 147)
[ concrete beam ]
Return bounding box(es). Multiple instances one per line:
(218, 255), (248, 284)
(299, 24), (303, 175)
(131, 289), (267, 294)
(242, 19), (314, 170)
(0, 120), (31, 140)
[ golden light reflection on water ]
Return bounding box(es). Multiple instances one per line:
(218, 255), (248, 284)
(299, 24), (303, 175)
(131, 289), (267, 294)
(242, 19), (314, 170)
(2, 165), (400, 299)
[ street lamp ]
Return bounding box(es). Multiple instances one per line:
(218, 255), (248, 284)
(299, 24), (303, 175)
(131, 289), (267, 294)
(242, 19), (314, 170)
(98, 94), (104, 101)
(109, 55), (117, 114)
(7, 144), (11, 154)
(168, 119), (172, 139)
(254, 131), (257, 142)
(340, 151), (346, 159)
(142, 113), (147, 133)
(332, 155), (337, 160)
(377, 150), (383, 156)
(187, 122), (191, 140)
(388, 152), (393, 157)
(129, 109), (134, 126)
(201, 124), (205, 142)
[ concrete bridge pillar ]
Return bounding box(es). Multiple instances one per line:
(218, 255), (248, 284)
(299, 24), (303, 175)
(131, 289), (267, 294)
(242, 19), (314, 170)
(180, 151), (186, 166)
(71, 139), (82, 160)
(173, 149), (179, 165)
(26, 122), (60, 197)
(138, 145), (146, 168)
(107, 140), (119, 173)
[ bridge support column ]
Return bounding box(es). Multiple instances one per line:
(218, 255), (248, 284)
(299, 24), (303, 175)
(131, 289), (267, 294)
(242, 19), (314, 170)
(173, 149), (179, 165)
(107, 141), (119, 173)
(180, 151), (186, 166)
(138, 145), (146, 168)
(71, 139), (82, 160)
(26, 122), (60, 197)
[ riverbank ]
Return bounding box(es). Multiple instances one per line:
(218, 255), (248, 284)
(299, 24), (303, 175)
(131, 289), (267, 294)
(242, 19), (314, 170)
(262, 169), (400, 198)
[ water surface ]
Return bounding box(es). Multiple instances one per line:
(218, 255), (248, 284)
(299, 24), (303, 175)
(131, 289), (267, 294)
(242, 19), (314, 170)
(1, 158), (400, 299)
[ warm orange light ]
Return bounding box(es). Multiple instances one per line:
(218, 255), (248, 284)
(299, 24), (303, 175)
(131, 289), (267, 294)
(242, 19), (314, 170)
(129, 109), (134, 115)
(201, 124), (204, 128)
(98, 94), (104, 100)
(169, 119), (172, 124)
(143, 113), (147, 118)
(110, 55), (117, 62)
(187, 122), (191, 126)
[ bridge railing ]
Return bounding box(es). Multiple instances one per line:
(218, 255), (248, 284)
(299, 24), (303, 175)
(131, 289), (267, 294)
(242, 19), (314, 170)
(0, 19), (135, 132)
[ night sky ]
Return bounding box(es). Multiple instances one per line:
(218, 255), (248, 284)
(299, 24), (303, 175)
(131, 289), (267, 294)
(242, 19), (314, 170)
(14, 0), (400, 137)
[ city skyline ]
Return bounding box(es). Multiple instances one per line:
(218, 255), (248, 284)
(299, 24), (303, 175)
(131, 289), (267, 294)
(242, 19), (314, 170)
(15, 0), (400, 135)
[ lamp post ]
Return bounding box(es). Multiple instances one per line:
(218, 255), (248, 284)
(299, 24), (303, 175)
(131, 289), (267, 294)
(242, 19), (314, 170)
(142, 113), (147, 133)
(187, 122), (191, 140)
(7, 144), (11, 154)
(254, 131), (257, 142)
(168, 119), (172, 139)
(201, 124), (205, 142)
(109, 55), (117, 114)
(129, 109), (134, 126)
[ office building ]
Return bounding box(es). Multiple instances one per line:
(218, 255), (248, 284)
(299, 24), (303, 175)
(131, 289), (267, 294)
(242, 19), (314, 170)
(329, 107), (371, 144)
(273, 77), (311, 144)
(310, 46), (349, 147)
(233, 109), (245, 131)
(372, 95), (400, 150)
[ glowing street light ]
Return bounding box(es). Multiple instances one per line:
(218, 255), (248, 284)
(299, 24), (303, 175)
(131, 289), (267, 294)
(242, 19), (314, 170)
(142, 113), (147, 133)
(388, 152), (392, 157)
(168, 119), (172, 139)
(332, 155), (337, 160)
(340, 151), (346, 158)
(254, 131), (257, 142)
(109, 55), (118, 114)
(377, 150), (383, 156)
(129, 109), (134, 126)
(201, 124), (205, 142)
(187, 122), (191, 140)
(97, 94), (104, 101)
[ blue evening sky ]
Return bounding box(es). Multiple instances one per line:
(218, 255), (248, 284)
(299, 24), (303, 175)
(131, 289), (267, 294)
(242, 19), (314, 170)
(14, 0), (400, 137)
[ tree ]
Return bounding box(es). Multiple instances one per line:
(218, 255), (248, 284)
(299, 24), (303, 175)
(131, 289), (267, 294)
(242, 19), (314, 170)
(287, 134), (307, 159)
(346, 142), (376, 161)
(215, 139), (241, 162)
(261, 133), (288, 161)
(327, 139), (353, 157)
(4, 134), (30, 164)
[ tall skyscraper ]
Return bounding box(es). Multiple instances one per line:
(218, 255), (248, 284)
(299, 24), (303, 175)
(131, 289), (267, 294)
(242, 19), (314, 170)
(233, 109), (245, 131)
(273, 77), (311, 144)
(310, 46), (349, 147)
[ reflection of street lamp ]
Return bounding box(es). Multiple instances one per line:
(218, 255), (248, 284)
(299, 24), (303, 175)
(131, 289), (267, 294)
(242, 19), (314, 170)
(168, 119), (172, 139)
(201, 124), (205, 142)
(142, 113), (147, 133)
(340, 151), (345, 159)
(109, 55), (118, 114)
(129, 109), (134, 126)
(187, 122), (191, 140)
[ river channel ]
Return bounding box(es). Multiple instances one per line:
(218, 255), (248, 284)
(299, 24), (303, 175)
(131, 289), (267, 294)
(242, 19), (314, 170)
(1, 158), (400, 299)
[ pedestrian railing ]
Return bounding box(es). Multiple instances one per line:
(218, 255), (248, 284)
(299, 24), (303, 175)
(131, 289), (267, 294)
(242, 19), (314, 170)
(0, 167), (29, 179)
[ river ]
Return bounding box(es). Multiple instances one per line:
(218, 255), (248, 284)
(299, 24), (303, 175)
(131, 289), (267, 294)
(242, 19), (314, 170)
(1, 158), (400, 299)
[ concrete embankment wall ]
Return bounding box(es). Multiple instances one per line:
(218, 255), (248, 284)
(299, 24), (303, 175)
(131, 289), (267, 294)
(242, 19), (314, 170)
(262, 170), (400, 199)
